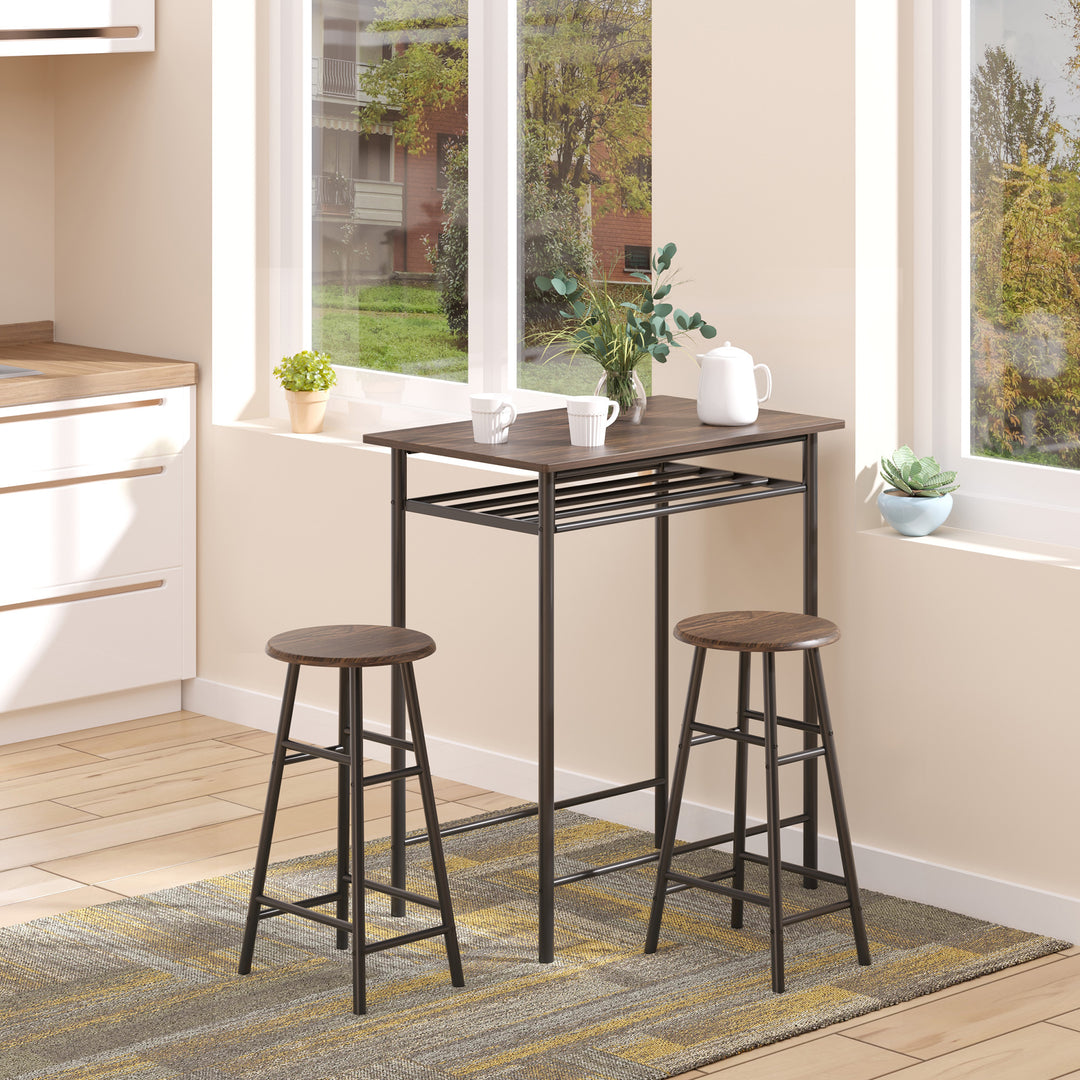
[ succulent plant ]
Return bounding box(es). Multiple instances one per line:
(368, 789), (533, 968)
(880, 446), (959, 498)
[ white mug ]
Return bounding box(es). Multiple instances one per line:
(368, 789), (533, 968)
(566, 395), (620, 447)
(470, 394), (517, 444)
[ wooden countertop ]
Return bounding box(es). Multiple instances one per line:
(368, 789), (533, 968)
(0, 321), (197, 407)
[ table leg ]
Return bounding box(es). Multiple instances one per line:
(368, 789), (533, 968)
(390, 448), (407, 915)
(802, 433), (819, 888)
(654, 499), (669, 847)
(538, 472), (556, 963)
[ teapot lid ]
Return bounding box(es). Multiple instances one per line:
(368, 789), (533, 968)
(698, 340), (753, 361)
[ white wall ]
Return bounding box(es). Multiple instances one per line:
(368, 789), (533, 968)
(0, 58), (55, 324)
(1, 0), (1077, 936)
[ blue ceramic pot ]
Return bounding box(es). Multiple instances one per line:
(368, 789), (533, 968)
(877, 490), (953, 537)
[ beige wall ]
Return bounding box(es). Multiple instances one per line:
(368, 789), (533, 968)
(2, 1), (1077, 922)
(0, 58), (55, 324)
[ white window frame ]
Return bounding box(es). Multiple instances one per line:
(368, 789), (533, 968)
(269, 0), (570, 427)
(914, 0), (1080, 547)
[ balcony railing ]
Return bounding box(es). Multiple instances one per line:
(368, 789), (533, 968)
(312, 176), (404, 228)
(313, 173), (353, 213)
(312, 56), (378, 101)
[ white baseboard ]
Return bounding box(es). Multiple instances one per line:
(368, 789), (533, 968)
(0, 682), (181, 744)
(183, 676), (1079, 944)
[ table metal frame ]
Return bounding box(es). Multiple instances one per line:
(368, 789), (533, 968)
(367, 398), (840, 963)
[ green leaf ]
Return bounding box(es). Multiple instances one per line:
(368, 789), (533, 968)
(551, 278), (567, 296)
(892, 445), (917, 467)
(653, 284), (672, 300)
(674, 309), (689, 330)
(701, 324), (718, 339)
(535, 276), (552, 292)
(653, 303), (673, 318)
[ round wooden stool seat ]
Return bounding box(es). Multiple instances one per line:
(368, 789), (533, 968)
(266, 624), (436, 668)
(674, 611), (839, 653)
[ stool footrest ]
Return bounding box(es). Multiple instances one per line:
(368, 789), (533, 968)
(738, 850), (849, 887)
(662, 867), (736, 896)
(281, 739), (349, 766)
(364, 923), (454, 956)
(664, 871), (766, 907)
(253, 893), (351, 932)
(360, 729), (415, 752)
(782, 899), (853, 927)
(363, 765), (423, 787)
(669, 812), (811, 859)
(691, 724), (766, 748)
(776, 746), (826, 766)
(742, 708), (821, 735)
(356, 877), (443, 911)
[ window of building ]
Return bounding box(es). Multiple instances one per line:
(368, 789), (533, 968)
(299, 0), (653, 410)
(624, 245), (650, 272)
(916, 0), (1080, 545)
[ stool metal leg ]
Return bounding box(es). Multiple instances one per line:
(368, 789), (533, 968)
(349, 667), (367, 1015)
(400, 662), (465, 987)
(645, 645), (707, 954)
(808, 649), (871, 967)
(239, 662), (300, 975)
(763, 651), (785, 993)
(730, 650), (751, 930)
(336, 668), (350, 951)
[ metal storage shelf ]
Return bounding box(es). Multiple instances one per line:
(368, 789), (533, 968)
(407, 462), (805, 534)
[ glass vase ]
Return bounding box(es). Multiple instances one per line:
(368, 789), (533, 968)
(595, 369), (647, 424)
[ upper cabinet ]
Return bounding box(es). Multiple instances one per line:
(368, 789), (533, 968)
(0, 0), (154, 57)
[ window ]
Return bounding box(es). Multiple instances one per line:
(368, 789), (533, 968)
(916, 1), (1080, 545)
(299, 0), (653, 410)
(624, 245), (650, 272)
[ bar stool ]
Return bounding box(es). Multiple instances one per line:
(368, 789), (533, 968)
(644, 611), (871, 993)
(238, 624), (464, 1015)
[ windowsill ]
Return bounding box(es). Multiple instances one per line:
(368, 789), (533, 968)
(862, 524), (1080, 570)
(220, 411), (534, 478)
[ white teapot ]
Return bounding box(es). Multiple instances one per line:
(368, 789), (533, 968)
(695, 341), (772, 426)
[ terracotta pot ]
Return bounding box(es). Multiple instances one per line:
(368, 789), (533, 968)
(285, 389), (329, 434)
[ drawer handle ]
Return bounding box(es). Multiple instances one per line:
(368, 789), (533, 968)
(0, 398), (165, 424)
(0, 465), (164, 496)
(0, 579), (164, 614)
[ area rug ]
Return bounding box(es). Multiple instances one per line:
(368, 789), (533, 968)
(0, 810), (1069, 1079)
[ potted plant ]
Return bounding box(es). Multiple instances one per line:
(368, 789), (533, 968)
(274, 350), (337, 434)
(878, 446), (959, 536)
(535, 242), (718, 423)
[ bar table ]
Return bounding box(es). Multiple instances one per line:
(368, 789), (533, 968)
(365, 395), (844, 963)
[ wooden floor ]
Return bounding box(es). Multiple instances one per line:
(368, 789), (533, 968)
(1, 709), (1077, 1079)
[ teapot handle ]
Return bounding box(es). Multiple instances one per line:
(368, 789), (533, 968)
(754, 363), (772, 403)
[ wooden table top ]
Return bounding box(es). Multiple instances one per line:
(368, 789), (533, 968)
(364, 395), (844, 474)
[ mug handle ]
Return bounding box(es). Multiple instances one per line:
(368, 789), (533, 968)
(497, 401), (517, 431)
(754, 363), (772, 403)
(604, 400), (620, 426)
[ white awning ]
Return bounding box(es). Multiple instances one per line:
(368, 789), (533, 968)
(315, 114), (393, 137)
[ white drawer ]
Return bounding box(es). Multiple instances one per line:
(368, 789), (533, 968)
(0, 386), (191, 485)
(0, 455), (184, 604)
(0, 568), (185, 712)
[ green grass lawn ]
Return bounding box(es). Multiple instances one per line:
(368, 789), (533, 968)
(312, 281), (652, 394)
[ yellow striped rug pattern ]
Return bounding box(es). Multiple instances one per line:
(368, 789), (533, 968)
(0, 811), (1069, 1079)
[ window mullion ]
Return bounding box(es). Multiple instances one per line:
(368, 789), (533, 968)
(467, 0), (518, 394)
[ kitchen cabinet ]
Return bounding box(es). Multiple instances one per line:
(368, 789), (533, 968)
(0, 328), (195, 718)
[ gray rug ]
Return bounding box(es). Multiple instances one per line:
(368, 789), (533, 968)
(0, 811), (1069, 1079)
